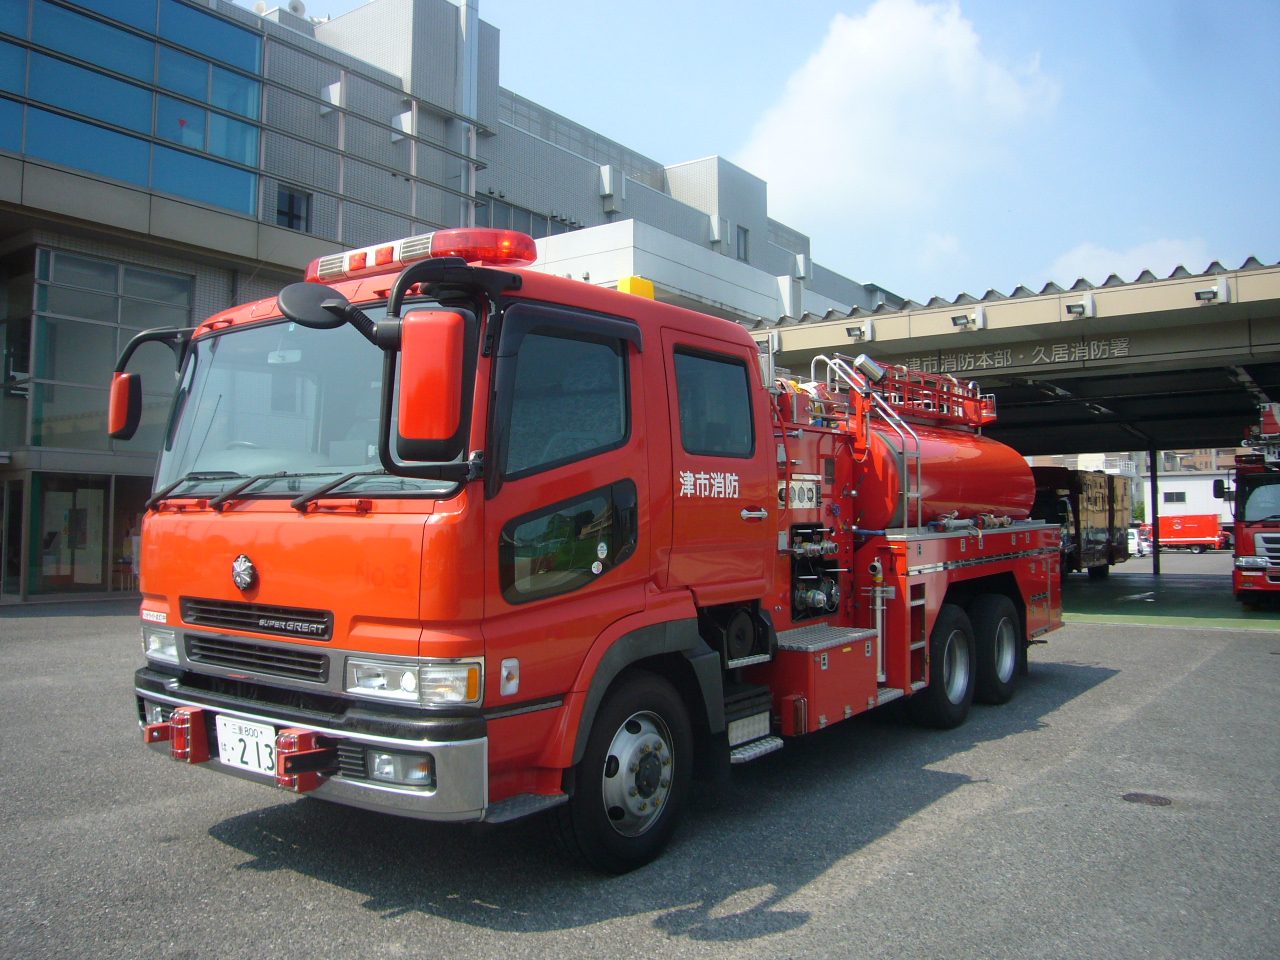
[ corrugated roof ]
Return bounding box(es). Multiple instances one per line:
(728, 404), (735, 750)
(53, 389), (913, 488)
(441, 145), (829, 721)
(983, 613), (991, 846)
(753, 256), (1279, 329)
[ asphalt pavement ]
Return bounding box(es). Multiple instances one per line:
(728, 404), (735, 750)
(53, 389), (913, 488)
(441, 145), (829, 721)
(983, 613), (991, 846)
(1, 591), (1276, 960)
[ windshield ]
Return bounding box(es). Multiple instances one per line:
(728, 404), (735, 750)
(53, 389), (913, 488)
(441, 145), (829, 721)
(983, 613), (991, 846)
(1239, 476), (1280, 522)
(155, 311), (454, 500)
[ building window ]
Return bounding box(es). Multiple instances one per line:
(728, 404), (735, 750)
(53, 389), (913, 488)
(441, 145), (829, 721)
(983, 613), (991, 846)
(277, 186), (311, 232)
(1163, 491), (1187, 504)
(736, 225), (749, 262)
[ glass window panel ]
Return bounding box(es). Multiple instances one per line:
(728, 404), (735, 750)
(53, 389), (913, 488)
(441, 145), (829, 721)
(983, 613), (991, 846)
(473, 200), (489, 228)
(31, 382), (109, 450)
(156, 95), (205, 150)
(52, 253), (117, 292)
(499, 481), (637, 604)
(673, 351), (754, 458)
(490, 200), (511, 230)
(152, 145), (256, 214)
(29, 54), (152, 134)
(30, 472), (111, 593)
(159, 0), (260, 73)
(34, 316), (115, 384)
(157, 46), (206, 101)
(207, 112), (257, 166)
(505, 333), (626, 476)
(32, 2), (155, 83)
(0, 3), (26, 39)
(120, 298), (188, 329)
(210, 65), (259, 120)
(0, 39), (25, 94)
(113, 391), (170, 455)
(511, 207), (532, 235)
(68, 0), (157, 33)
(530, 214), (548, 239)
(0, 96), (20, 152)
(125, 339), (178, 394)
(36, 248), (50, 281)
(25, 108), (150, 186)
(122, 266), (191, 307)
(37, 285), (117, 323)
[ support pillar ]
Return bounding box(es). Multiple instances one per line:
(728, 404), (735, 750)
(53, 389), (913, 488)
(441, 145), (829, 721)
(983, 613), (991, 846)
(1149, 446), (1161, 576)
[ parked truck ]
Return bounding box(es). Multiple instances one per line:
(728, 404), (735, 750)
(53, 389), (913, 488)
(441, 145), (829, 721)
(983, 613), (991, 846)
(1030, 467), (1130, 578)
(110, 227), (1063, 872)
(1150, 514), (1223, 553)
(1222, 404), (1280, 604)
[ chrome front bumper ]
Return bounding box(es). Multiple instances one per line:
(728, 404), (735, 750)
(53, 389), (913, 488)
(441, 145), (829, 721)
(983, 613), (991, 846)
(137, 687), (488, 822)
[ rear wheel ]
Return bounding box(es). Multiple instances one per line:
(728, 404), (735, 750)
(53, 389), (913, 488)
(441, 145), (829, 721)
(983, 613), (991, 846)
(909, 603), (975, 729)
(969, 594), (1020, 705)
(552, 671), (692, 874)
(1191, 544), (1206, 554)
(1087, 563), (1110, 579)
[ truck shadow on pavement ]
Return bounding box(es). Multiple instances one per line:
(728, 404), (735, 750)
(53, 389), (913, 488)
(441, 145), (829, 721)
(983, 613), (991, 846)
(207, 657), (1114, 942)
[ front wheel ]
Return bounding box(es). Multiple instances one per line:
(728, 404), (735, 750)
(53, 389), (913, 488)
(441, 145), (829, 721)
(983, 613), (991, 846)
(909, 603), (975, 729)
(1087, 563), (1110, 579)
(552, 671), (692, 873)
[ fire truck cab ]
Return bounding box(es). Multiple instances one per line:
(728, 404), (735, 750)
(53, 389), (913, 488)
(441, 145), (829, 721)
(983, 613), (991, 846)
(112, 228), (1061, 872)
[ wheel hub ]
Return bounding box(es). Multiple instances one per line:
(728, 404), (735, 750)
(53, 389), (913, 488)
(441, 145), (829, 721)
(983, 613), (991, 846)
(600, 711), (674, 837)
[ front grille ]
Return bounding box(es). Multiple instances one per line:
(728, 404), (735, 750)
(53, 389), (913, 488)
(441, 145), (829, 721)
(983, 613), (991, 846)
(335, 741), (368, 779)
(1256, 533), (1280, 561)
(186, 633), (329, 683)
(181, 597), (333, 641)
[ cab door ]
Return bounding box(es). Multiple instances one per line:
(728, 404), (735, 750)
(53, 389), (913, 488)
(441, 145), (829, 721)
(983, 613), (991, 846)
(481, 302), (649, 718)
(661, 328), (774, 604)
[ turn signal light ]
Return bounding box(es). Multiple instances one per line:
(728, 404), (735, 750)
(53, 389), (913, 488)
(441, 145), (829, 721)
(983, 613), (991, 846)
(275, 728), (336, 793)
(169, 707), (210, 763)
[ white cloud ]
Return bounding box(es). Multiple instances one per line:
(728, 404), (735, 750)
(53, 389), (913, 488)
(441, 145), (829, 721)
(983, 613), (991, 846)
(1046, 238), (1211, 285)
(734, 0), (1057, 224)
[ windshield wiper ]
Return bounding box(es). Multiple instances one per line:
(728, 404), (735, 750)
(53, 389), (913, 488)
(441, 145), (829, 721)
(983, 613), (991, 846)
(1249, 514), (1280, 523)
(208, 471), (339, 512)
(146, 471), (246, 510)
(291, 470), (387, 512)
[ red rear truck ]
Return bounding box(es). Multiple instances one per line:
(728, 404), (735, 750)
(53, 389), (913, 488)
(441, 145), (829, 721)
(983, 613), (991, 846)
(1224, 404), (1280, 604)
(1154, 514), (1222, 553)
(110, 227), (1062, 872)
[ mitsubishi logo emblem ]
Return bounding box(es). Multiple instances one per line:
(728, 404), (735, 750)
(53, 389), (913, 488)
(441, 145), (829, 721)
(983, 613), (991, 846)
(232, 554), (257, 591)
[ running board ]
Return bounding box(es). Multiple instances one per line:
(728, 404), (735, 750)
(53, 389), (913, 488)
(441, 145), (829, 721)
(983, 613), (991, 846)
(730, 736), (784, 764)
(876, 687), (905, 706)
(483, 792), (568, 823)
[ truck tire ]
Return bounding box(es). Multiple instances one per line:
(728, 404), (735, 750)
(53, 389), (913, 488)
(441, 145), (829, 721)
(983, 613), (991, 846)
(908, 603), (975, 729)
(1087, 563), (1110, 579)
(1191, 544), (1206, 554)
(552, 670), (692, 874)
(969, 594), (1019, 705)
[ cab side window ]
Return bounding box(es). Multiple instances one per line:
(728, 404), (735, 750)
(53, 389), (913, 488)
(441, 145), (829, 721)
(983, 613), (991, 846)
(673, 349), (754, 458)
(504, 332), (627, 477)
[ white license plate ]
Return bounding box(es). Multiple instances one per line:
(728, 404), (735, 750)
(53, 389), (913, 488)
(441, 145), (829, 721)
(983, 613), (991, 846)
(215, 715), (276, 777)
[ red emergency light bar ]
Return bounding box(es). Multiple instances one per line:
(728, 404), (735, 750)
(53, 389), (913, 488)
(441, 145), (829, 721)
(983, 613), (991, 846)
(304, 227), (538, 283)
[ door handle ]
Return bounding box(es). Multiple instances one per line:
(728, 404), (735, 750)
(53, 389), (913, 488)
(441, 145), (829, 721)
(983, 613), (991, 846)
(741, 508), (768, 520)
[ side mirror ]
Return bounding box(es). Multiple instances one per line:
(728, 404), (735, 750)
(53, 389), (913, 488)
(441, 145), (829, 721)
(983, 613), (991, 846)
(109, 372), (142, 440)
(397, 310), (465, 459)
(1212, 479), (1226, 499)
(276, 282), (349, 329)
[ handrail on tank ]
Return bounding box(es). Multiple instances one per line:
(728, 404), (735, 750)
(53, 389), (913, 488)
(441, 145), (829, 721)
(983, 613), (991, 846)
(810, 354), (924, 533)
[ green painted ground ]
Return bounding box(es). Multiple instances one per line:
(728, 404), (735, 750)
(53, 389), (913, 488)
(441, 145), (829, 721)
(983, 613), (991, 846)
(1061, 570), (1280, 630)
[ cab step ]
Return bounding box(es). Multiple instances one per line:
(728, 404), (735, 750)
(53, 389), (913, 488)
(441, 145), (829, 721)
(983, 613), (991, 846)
(483, 792), (568, 823)
(729, 735), (784, 764)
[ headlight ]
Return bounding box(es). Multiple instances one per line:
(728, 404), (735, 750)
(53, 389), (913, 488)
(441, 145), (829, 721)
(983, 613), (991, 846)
(1236, 556), (1270, 569)
(344, 658), (482, 705)
(142, 625), (178, 663)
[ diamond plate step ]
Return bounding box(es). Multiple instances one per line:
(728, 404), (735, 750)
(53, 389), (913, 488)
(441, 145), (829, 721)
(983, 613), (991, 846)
(730, 735), (784, 764)
(777, 623), (878, 653)
(482, 792), (568, 823)
(876, 687), (905, 706)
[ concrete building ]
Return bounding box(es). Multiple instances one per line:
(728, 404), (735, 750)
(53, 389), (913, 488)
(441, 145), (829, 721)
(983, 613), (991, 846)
(0, 0), (889, 599)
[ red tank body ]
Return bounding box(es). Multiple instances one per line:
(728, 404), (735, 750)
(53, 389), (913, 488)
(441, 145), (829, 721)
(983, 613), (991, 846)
(852, 424), (1035, 529)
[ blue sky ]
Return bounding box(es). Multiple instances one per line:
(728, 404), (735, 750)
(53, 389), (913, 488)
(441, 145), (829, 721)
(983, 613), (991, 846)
(243, 0), (1280, 303)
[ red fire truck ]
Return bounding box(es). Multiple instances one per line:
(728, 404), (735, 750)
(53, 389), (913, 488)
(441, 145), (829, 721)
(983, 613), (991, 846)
(110, 227), (1062, 872)
(1225, 404), (1280, 604)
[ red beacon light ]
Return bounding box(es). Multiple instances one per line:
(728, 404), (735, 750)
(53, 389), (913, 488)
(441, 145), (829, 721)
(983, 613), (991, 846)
(304, 227), (538, 283)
